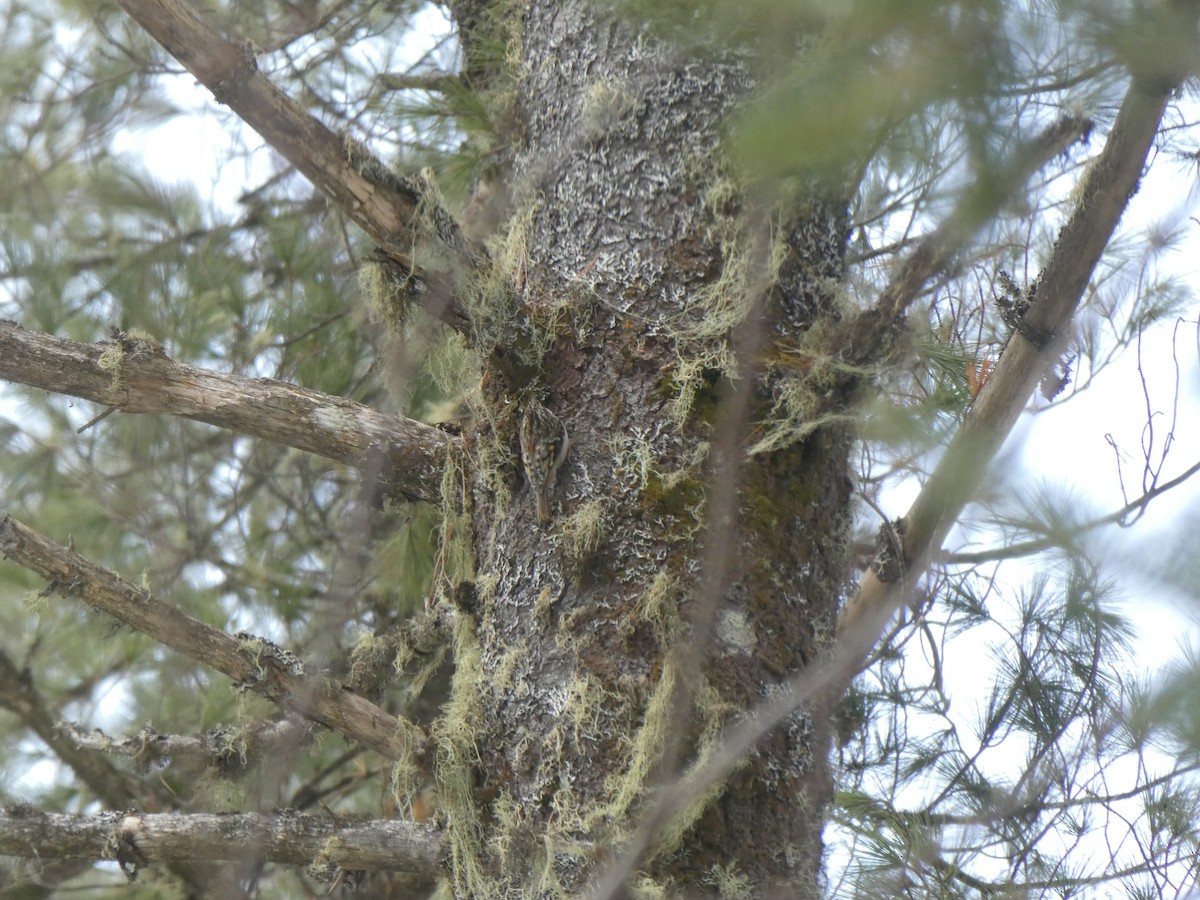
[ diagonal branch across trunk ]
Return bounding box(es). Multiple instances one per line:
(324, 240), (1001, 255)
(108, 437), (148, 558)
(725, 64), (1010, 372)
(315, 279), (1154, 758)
(839, 66), (1189, 663)
(588, 27), (1197, 894)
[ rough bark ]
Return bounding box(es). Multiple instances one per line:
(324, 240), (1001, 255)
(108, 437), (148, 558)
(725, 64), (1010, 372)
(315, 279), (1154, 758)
(15, 0), (1189, 894)
(444, 3), (855, 895)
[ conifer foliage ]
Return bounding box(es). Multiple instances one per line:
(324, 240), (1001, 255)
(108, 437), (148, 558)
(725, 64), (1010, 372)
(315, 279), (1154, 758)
(1, 0), (1200, 896)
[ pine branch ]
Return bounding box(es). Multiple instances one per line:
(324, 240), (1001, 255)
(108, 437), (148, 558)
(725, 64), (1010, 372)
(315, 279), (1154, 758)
(0, 516), (432, 765)
(837, 38), (1194, 660)
(944, 455), (1200, 564)
(871, 113), (1093, 324)
(114, 0), (480, 334)
(0, 806), (442, 882)
(588, 19), (1199, 894)
(0, 321), (453, 505)
(378, 71), (462, 93)
(836, 114), (1094, 376)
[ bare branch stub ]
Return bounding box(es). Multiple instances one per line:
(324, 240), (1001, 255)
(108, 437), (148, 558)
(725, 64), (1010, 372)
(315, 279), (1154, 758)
(870, 518), (906, 585)
(996, 269), (1052, 350)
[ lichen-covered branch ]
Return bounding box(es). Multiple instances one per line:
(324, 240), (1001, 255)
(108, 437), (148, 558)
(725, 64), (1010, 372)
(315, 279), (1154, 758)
(114, 0), (478, 333)
(0, 806), (442, 882)
(0, 653), (224, 890)
(0, 516), (432, 764)
(0, 321), (452, 504)
(59, 719), (314, 779)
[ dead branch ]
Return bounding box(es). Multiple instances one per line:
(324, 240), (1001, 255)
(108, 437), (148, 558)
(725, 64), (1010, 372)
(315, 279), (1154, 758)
(0, 321), (452, 505)
(0, 516), (432, 765)
(59, 719), (314, 779)
(0, 806), (442, 881)
(0, 651), (148, 809)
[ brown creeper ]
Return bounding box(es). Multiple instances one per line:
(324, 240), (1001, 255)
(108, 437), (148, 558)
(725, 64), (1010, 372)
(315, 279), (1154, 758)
(519, 397), (570, 525)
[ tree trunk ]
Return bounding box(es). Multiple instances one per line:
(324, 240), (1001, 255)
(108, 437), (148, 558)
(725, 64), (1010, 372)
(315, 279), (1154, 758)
(446, 3), (855, 894)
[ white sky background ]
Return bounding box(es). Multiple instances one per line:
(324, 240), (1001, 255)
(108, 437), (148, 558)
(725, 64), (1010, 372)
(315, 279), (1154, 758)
(14, 0), (1200, 890)
(849, 143), (1200, 889)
